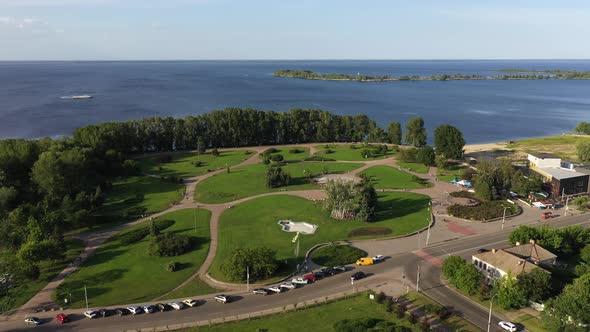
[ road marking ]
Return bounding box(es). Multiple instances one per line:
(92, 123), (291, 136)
(412, 249), (442, 267)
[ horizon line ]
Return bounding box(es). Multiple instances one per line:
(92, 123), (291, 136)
(1, 58), (590, 62)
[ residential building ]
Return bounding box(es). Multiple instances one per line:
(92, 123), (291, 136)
(527, 153), (589, 197)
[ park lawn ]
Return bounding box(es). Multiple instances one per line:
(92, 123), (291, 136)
(515, 313), (548, 332)
(209, 192), (430, 282)
(437, 164), (467, 182)
(195, 162), (363, 204)
(507, 134), (590, 162)
(70, 175), (185, 234)
(313, 143), (395, 161)
(55, 209), (213, 308)
(137, 150), (253, 178)
(260, 147), (310, 162)
(160, 278), (220, 301)
(181, 293), (416, 332)
(311, 245), (367, 267)
(395, 162), (430, 174)
(404, 292), (480, 332)
(360, 165), (431, 189)
(0, 238), (85, 314)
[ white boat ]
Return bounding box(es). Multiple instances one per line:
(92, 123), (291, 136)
(61, 94), (93, 100)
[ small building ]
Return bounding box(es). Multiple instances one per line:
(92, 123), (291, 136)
(527, 153), (589, 197)
(472, 241), (556, 283)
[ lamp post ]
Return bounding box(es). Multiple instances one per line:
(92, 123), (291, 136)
(501, 206), (509, 230)
(487, 294), (497, 332)
(426, 201), (432, 246)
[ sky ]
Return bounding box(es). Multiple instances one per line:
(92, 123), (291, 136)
(1, 0), (589, 60)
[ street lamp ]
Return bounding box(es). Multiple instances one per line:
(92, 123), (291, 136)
(487, 294), (498, 332)
(501, 206), (509, 230)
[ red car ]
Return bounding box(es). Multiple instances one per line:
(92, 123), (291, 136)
(55, 313), (69, 324)
(303, 273), (316, 282)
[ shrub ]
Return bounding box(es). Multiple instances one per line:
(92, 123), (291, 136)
(266, 165), (291, 188)
(270, 154), (284, 163)
(211, 148), (220, 156)
(447, 201), (519, 221)
(436, 306), (452, 320)
(288, 148), (303, 154)
(398, 147), (418, 163)
(262, 148), (278, 156)
(324, 148), (334, 154)
(244, 150), (252, 155)
(166, 261), (179, 272)
(347, 227), (391, 237)
(312, 245), (367, 266)
(21, 264), (41, 280)
(149, 233), (192, 257)
(375, 291), (386, 304)
(385, 297), (394, 313)
(304, 156), (335, 162)
(407, 312), (417, 324)
(122, 159), (140, 176)
(193, 160), (204, 167)
(395, 303), (406, 318)
(420, 318), (431, 332)
(117, 220), (174, 245)
(333, 318), (383, 332)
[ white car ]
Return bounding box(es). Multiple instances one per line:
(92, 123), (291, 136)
(291, 277), (308, 285)
(168, 302), (184, 310)
(268, 286), (282, 293)
(498, 321), (517, 332)
(280, 282), (296, 289)
(24, 317), (41, 325)
(127, 306), (142, 315)
(372, 255), (385, 262)
(142, 304), (155, 313)
(214, 294), (230, 303)
(183, 299), (198, 307)
(84, 310), (98, 319)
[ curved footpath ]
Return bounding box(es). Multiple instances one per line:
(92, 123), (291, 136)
(2, 142), (569, 332)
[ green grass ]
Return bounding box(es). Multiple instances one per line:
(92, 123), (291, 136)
(260, 147), (310, 162)
(179, 293), (417, 332)
(395, 162), (430, 174)
(75, 175), (184, 233)
(160, 278), (220, 301)
(195, 162), (363, 204)
(507, 134), (590, 161)
(314, 144), (395, 161)
(515, 313), (548, 332)
(437, 164), (467, 182)
(405, 292), (480, 332)
(311, 245), (367, 267)
(137, 150), (253, 178)
(0, 238), (85, 314)
(55, 209), (213, 308)
(209, 192), (430, 282)
(360, 165), (431, 189)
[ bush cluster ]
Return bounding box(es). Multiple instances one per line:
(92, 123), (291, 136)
(304, 156), (335, 162)
(116, 219), (174, 245)
(347, 227), (391, 237)
(447, 201), (518, 221)
(149, 233), (192, 257)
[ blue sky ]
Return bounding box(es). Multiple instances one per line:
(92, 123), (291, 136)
(1, 0), (589, 60)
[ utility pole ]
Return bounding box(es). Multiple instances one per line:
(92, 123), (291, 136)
(84, 285), (89, 312)
(194, 208), (197, 232)
(416, 261), (421, 292)
(501, 206), (508, 230)
(487, 294), (497, 332)
(246, 266), (250, 292)
(565, 195), (570, 216)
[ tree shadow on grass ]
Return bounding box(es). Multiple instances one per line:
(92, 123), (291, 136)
(373, 195), (430, 222)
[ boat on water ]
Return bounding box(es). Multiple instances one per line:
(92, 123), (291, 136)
(60, 95), (93, 100)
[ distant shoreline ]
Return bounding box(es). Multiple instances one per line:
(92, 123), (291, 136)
(274, 69), (590, 82)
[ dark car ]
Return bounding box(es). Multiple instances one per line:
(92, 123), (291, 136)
(99, 309), (114, 317)
(314, 271), (327, 279)
(156, 303), (171, 312)
(320, 267), (336, 276)
(351, 271), (366, 281)
(333, 265), (347, 273)
(115, 308), (130, 316)
(477, 248), (489, 253)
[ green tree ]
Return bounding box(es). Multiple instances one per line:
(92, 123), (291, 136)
(495, 273), (527, 310)
(404, 117), (427, 147)
(543, 273), (590, 331)
(580, 244), (590, 264)
(517, 268), (552, 303)
(356, 175), (377, 222)
(434, 125), (465, 159)
(474, 176), (493, 201)
(368, 127), (387, 143)
(265, 165), (291, 188)
(577, 141), (590, 162)
(323, 180), (358, 220)
(417, 146), (435, 166)
(387, 121), (402, 145)
(196, 137), (206, 154)
(221, 247), (279, 282)
(442, 255), (467, 281)
(455, 263), (483, 295)
(574, 122), (590, 135)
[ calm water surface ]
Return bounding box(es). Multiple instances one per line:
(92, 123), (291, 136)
(1, 60), (589, 143)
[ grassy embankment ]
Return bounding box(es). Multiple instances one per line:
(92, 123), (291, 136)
(55, 209), (214, 307)
(507, 134), (590, 162)
(313, 144), (395, 161)
(361, 165), (431, 189)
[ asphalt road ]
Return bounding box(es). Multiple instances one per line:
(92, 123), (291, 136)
(4, 214), (589, 332)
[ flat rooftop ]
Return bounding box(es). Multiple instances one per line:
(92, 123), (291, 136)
(538, 167), (588, 180)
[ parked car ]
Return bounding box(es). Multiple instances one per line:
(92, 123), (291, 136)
(477, 248), (489, 253)
(99, 309), (114, 317)
(183, 299), (198, 307)
(127, 306), (142, 315)
(169, 302), (184, 310)
(84, 310), (99, 319)
(24, 317), (41, 326)
(280, 282), (296, 290)
(498, 321), (518, 332)
(155, 303), (168, 312)
(115, 308), (130, 316)
(214, 294), (230, 303)
(268, 285), (282, 293)
(372, 255), (385, 262)
(253, 288), (270, 295)
(291, 277), (309, 285)
(313, 271), (327, 279)
(351, 271), (366, 281)
(55, 313), (69, 324)
(303, 273), (316, 282)
(142, 304), (155, 313)
(333, 265), (347, 272)
(320, 267), (336, 276)
(356, 257), (374, 266)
